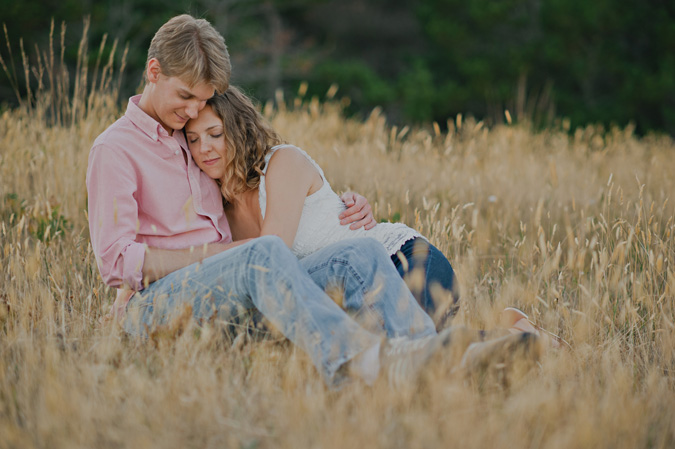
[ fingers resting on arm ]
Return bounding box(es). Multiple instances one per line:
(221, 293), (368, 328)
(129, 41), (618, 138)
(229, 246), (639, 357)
(339, 192), (377, 230)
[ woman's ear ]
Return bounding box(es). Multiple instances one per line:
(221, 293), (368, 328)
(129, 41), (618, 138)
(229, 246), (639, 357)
(146, 58), (161, 84)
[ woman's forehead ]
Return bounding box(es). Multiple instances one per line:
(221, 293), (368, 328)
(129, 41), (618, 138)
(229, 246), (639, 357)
(186, 106), (221, 131)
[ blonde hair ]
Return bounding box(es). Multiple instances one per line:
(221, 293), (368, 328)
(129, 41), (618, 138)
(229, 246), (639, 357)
(147, 14), (231, 93)
(206, 86), (282, 203)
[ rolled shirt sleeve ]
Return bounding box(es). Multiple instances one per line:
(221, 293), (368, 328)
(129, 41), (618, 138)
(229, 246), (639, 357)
(87, 143), (146, 290)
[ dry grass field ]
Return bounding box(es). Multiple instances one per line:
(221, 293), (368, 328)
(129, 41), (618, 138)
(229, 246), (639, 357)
(1, 29), (675, 449)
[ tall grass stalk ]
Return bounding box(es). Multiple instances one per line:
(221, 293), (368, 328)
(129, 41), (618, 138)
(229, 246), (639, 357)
(0, 17), (127, 128)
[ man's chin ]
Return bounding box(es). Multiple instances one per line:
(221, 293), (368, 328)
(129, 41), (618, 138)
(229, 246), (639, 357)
(166, 120), (186, 131)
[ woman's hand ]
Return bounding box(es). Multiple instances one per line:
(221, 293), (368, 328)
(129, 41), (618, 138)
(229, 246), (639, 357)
(339, 192), (377, 230)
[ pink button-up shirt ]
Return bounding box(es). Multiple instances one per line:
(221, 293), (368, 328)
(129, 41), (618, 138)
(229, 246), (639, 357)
(86, 95), (232, 291)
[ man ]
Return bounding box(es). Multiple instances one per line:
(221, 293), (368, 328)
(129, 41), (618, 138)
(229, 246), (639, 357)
(87, 14), (458, 387)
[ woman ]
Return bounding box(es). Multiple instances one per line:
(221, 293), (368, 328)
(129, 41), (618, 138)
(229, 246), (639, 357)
(185, 86), (459, 328)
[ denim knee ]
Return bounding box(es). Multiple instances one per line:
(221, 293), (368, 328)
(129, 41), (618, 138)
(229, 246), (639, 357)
(247, 234), (286, 252)
(243, 235), (291, 264)
(342, 238), (388, 262)
(392, 238), (459, 315)
(340, 238), (391, 278)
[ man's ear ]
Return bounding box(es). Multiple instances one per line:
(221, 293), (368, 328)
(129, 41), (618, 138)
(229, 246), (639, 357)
(146, 58), (161, 83)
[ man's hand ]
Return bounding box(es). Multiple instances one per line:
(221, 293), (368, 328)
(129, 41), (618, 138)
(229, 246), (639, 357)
(339, 192), (377, 230)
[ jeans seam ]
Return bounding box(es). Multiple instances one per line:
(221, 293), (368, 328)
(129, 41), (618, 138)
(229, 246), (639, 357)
(307, 258), (367, 295)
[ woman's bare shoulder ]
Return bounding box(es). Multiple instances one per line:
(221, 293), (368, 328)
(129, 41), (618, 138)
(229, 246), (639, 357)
(267, 144), (304, 164)
(265, 145), (323, 195)
(267, 145), (317, 176)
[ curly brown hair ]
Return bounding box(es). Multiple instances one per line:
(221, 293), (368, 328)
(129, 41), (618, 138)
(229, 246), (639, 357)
(206, 86), (282, 203)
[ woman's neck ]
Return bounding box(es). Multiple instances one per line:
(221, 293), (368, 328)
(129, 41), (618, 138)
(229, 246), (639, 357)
(226, 188), (254, 207)
(223, 187), (262, 241)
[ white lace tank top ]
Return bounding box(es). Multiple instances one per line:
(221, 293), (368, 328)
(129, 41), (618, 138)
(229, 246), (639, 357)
(259, 145), (424, 259)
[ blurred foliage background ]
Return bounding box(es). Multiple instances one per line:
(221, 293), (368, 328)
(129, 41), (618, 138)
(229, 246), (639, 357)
(1, 0), (674, 134)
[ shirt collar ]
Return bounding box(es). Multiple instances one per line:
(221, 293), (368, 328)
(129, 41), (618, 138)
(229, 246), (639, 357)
(125, 95), (169, 142)
(173, 128), (189, 151)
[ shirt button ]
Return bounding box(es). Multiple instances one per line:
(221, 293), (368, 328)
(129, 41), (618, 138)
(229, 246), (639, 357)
(174, 150), (179, 155)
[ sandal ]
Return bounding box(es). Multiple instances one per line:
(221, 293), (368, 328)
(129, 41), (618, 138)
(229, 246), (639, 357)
(501, 307), (570, 350)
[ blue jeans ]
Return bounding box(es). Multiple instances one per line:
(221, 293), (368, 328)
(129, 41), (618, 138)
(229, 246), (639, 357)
(123, 236), (435, 386)
(391, 238), (459, 327)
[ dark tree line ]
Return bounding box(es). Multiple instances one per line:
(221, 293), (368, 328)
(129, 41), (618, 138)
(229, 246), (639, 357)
(1, 0), (674, 134)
